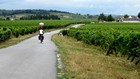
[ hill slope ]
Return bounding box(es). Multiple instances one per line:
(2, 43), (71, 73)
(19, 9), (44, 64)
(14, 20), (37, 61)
(0, 9), (97, 20)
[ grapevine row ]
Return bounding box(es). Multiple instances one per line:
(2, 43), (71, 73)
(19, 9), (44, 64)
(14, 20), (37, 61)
(0, 26), (39, 41)
(0, 20), (89, 42)
(61, 23), (140, 65)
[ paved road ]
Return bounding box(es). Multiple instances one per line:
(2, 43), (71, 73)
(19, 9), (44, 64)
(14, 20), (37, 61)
(0, 24), (83, 79)
(0, 30), (61, 79)
(71, 24), (84, 28)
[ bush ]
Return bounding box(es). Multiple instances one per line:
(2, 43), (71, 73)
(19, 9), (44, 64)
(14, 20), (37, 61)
(0, 28), (11, 41)
(61, 30), (68, 36)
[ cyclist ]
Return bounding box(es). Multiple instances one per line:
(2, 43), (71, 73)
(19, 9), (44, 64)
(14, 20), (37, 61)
(38, 22), (44, 42)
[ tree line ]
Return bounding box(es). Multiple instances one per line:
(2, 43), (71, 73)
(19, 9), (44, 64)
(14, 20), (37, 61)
(0, 9), (71, 16)
(98, 13), (115, 22)
(98, 12), (140, 22)
(20, 14), (60, 20)
(124, 13), (140, 18)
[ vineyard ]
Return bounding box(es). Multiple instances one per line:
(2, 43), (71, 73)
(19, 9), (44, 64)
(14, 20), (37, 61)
(0, 20), (88, 42)
(61, 23), (140, 65)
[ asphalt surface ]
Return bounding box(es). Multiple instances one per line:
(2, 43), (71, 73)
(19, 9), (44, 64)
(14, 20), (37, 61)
(0, 24), (83, 79)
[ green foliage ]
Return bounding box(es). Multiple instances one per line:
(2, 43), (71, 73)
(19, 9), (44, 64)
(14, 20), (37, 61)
(0, 20), (88, 42)
(107, 15), (115, 21)
(98, 13), (106, 22)
(0, 20), (89, 29)
(61, 30), (68, 36)
(0, 9), (70, 16)
(124, 14), (129, 18)
(138, 12), (140, 18)
(66, 23), (140, 65)
(0, 27), (11, 41)
(98, 13), (115, 22)
(20, 14), (60, 20)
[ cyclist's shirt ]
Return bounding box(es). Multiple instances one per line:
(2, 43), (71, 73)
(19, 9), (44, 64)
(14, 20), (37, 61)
(39, 29), (44, 34)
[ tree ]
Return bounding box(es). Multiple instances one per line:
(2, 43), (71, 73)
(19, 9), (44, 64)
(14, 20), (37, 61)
(86, 14), (93, 18)
(124, 14), (129, 18)
(20, 14), (60, 20)
(6, 17), (10, 20)
(98, 13), (106, 22)
(138, 12), (140, 18)
(107, 14), (114, 22)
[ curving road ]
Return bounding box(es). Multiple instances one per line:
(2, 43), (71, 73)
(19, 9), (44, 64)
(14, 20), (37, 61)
(0, 24), (82, 79)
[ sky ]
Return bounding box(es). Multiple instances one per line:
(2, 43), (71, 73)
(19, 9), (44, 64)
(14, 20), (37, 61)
(0, 0), (140, 15)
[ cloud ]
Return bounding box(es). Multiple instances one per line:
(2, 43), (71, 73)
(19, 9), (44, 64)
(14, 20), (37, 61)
(134, 4), (140, 7)
(0, 0), (140, 15)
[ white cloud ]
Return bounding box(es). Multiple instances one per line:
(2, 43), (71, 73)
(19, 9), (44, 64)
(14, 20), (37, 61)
(134, 4), (140, 7)
(124, 4), (129, 8)
(0, 0), (140, 15)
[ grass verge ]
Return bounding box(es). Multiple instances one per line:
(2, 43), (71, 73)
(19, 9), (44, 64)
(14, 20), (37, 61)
(52, 34), (140, 79)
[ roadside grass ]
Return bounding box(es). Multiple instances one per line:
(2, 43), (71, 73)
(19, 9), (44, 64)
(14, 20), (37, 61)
(52, 34), (140, 79)
(0, 29), (57, 48)
(0, 34), (36, 48)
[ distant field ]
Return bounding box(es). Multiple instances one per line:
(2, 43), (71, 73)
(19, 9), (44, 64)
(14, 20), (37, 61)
(0, 16), (5, 19)
(0, 20), (88, 27)
(62, 22), (140, 65)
